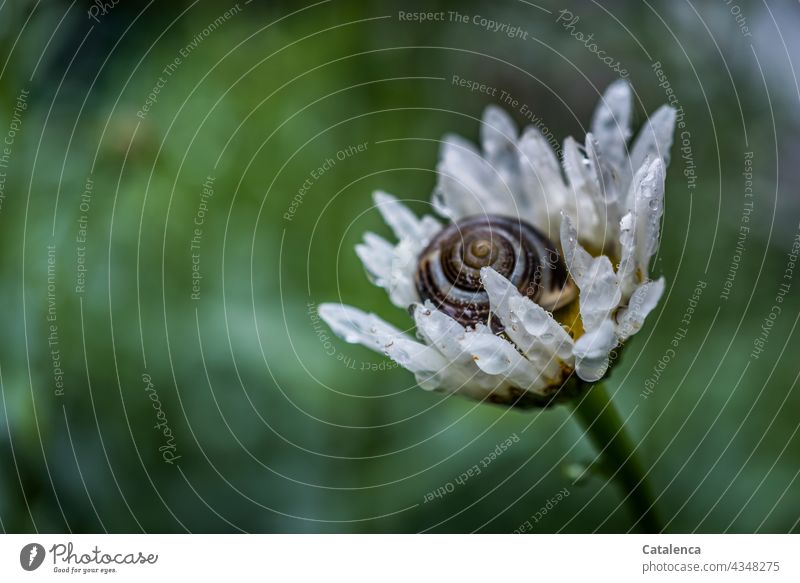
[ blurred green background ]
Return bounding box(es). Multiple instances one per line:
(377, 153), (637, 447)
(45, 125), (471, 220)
(0, 0), (798, 533)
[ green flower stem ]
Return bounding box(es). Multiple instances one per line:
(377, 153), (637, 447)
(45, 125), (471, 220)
(569, 382), (662, 532)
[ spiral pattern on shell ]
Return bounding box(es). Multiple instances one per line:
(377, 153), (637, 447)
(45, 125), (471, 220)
(415, 215), (574, 329)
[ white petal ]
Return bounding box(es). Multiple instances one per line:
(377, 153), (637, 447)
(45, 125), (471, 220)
(563, 137), (603, 246)
(433, 134), (516, 219)
(373, 190), (418, 240)
(508, 295), (574, 362)
(356, 232), (394, 286)
(617, 158), (666, 296)
(390, 239), (423, 306)
(560, 216), (621, 331)
(616, 277), (665, 340)
(373, 190), (440, 243)
(479, 266), (515, 322)
(481, 105), (518, 165)
(586, 134), (621, 256)
(481, 106), (524, 210)
(412, 302), (521, 398)
(617, 211), (635, 289)
(579, 255), (622, 331)
(560, 215), (595, 288)
(318, 303), (402, 348)
(628, 105), (676, 190)
(357, 193), (443, 308)
(320, 305), (549, 401)
(590, 80), (632, 175)
(460, 326), (548, 394)
(413, 301), (471, 364)
(318, 303), (451, 391)
(518, 126), (568, 237)
(573, 319), (617, 382)
(355, 233), (419, 308)
(563, 136), (593, 197)
(481, 267), (574, 371)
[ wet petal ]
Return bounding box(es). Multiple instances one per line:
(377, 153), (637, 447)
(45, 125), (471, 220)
(618, 158), (666, 296)
(560, 214), (595, 287)
(563, 136), (609, 247)
(355, 233), (419, 308)
(319, 303), (402, 348)
(573, 319), (617, 382)
(563, 137), (594, 199)
(413, 301), (472, 364)
(509, 295), (574, 362)
(319, 303), (451, 391)
(590, 80), (632, 175)
(373, 190), (440, 243)
(460, 325), (548, 394)
(481, 105), (519, 166)
(627, 105), (676, 193)
(616, 277), (665, 340)
(560, 216), (621, 331)
(586, 134), (621, 256)
(413, 302), (523, 397)
(579, 256), (622, 331)
(433, 134), (517, 219)
(481, 106), (523, 211)
(355, 232), (394, 286)
(518, 126), (568, 237)
(481, 267), (574, 370)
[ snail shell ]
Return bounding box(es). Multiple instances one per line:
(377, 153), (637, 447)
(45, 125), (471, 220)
(415, 215), (575, 329)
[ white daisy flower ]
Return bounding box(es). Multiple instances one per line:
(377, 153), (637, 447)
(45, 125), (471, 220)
(320, 81), (676, 408)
